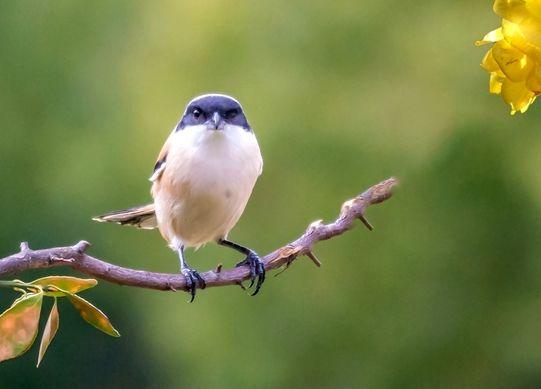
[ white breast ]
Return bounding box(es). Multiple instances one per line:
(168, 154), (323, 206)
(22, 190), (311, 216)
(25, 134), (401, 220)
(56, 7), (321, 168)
(152, 124), (262, 249)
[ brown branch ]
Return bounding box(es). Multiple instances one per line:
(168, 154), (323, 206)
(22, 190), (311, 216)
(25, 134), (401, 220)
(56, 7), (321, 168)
(0, 178), (398, 292)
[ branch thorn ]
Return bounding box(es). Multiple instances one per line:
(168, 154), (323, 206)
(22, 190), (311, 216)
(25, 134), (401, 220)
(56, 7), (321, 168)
(165, 281), (177, 292)
(306, 250), (322, 267)
(359, 215), (374, 231)
(236, 281), (247, 290)
(19, 242), (30, 253)
(73, 240), (91, 254)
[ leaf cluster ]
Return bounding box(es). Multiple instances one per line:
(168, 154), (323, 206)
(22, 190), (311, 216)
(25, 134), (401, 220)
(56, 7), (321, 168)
(0, 276), (119, 367)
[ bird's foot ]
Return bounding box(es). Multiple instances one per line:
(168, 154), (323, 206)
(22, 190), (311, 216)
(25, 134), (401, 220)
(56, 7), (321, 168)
(235, 251), (265, 296)
(181, 267), (206, 303)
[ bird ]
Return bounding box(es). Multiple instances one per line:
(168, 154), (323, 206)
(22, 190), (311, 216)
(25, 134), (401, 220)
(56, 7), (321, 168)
(93, 93), (265, 301)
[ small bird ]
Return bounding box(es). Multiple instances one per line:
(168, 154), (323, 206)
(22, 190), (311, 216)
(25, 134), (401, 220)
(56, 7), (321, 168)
(93, 93), (265, 301)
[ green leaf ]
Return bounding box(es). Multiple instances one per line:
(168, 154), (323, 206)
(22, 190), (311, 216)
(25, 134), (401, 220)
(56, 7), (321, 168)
(0, 292), (43, 363)
(36, 298), (59, 367)
(10, 292), (33, 307)
(31, 276), (97, 296)
(64, 292), (120, 337)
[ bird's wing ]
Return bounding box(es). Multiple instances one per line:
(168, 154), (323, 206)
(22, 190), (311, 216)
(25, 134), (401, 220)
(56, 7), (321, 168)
(149, 134), (171, 182)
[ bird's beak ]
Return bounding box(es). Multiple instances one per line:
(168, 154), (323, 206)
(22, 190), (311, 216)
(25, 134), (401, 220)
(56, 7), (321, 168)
(209, 112), (224, 130)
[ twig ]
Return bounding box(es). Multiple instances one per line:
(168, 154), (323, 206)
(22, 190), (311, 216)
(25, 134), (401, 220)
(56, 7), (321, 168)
(0, 178), (398, 292)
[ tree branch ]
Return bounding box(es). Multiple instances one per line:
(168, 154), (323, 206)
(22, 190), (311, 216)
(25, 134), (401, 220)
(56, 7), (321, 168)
(0, 177), (397, 292)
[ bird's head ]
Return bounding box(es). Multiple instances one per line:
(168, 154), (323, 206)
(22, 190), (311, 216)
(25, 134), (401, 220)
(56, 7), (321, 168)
(176, 94), (251, 133)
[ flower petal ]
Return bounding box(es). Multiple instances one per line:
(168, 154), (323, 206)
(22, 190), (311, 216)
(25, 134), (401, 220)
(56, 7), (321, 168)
(502, 19), (541, 62)
(526, 1), (541, 20)
(490, 73), (504, 94)
(476, 28), (503, 46)
(526, 64), (541, 92)
(501, 78), (537, 113)
(492, 39), (534, 81)
(481, 48), (504, 75)
(494, 0), (533, 23)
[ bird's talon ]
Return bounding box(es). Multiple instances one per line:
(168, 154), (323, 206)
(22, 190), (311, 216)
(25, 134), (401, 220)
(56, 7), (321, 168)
(193, 271), (206, 289)
(182, 268), (205, 302)
(235, 252), (265, 296)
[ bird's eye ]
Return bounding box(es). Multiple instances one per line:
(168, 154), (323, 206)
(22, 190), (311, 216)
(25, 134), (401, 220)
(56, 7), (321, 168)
(225, 109), (238, 119)
(192, 108), (202, 119)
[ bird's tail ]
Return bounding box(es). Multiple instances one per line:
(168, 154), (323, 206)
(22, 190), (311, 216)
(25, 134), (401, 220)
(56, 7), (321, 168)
(93, 203), (157, 229)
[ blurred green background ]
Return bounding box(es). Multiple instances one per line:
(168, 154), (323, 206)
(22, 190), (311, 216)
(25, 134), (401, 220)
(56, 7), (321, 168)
(2, 1), (541, 388)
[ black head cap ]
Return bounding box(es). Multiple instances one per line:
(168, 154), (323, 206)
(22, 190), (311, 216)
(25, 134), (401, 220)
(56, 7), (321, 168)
(176, 94), (251, 131)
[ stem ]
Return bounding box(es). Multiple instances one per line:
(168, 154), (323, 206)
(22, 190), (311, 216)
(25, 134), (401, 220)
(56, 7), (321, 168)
(0, 280), (40, 291)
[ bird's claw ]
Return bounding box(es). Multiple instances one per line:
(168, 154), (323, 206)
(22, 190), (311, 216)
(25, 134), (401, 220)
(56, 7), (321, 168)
(235, 251), (265, 296)
(181, 268), (206, 302)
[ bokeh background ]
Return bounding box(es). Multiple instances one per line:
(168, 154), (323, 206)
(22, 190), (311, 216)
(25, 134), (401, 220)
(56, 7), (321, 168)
(2, 1), (541, 388)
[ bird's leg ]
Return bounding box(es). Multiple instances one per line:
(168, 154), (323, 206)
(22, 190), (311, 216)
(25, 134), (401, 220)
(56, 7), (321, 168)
(218, 239), (265, 296)
(177, 245), (206, 302)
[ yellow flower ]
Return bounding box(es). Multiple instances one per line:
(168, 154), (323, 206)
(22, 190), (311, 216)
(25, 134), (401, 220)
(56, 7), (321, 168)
(476, 0), (541, 114)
